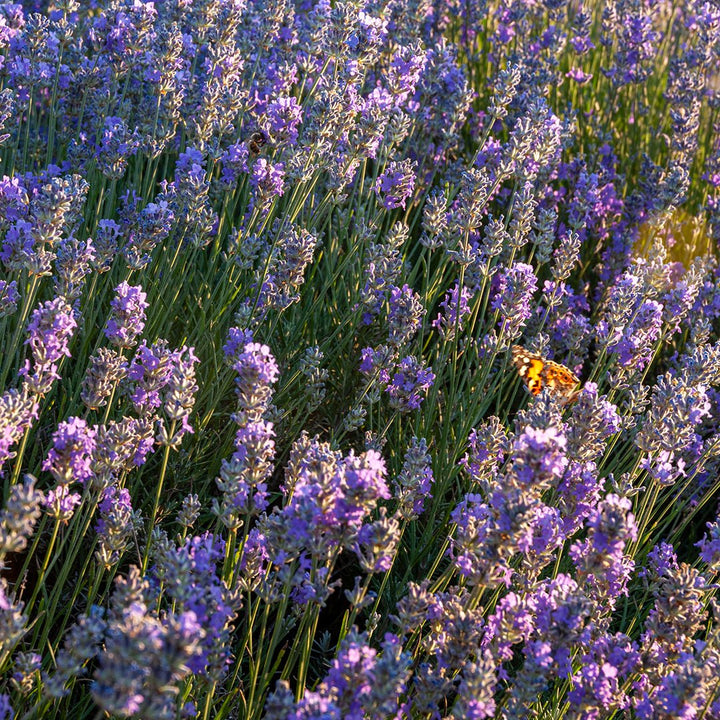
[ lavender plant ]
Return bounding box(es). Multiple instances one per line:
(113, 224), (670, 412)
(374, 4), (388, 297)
(0, 1), (719, 718)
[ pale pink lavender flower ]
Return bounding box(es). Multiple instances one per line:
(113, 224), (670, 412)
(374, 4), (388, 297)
(104, 282), (149, 349)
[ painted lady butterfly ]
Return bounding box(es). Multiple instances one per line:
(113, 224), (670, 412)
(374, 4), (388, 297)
(511, 345), (582, 407)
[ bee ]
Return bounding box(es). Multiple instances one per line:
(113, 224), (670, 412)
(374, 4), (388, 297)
(247, 130), (269, 157)
(511, 345), (582, 407)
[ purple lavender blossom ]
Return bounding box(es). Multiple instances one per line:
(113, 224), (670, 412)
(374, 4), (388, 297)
(125, 339), (176, 415)
(568, 633), (640, 717)
(92, 219), (122, 272)
(432, 282), (473, 340)
(152, 533), (239, 680)
(42, 417), (97, 485)
(122, 198), (174, 270)
(608, 299), (663, 370)
(0, 474), (44, 553)
(95, 486), (135, 569)
(104, 282), (149, 349)
(92, 568), (203, 717)
(219, 141), (250, 188)
(569, 494), (638, 605)
(393, 437), (434, 520)
(510, 424), (568, 490)
(158, 345), (199, 449)
(356, 507), (401, 572)
(92, 417), (156, 486)
(0, 279), (19, 317)
(386, 356), (435, 411)
(374, 159), (417, 210)
(261, 437), (389, 577)
(265, 95), (303, 144)
(252, 158), (285, 205)
(81, 348), (128, 411)
(54, 235), (96, 306)
(44, 484), (82, 522)
(697, 517), (720, 572)
(21, 297), (77, 394)
(229, 342), (279, 422)
(0, 577), (28, 658)
(222, 327), (254, 360)
(387, 284), (424, 346)
(12, 650), (41, 694)
(96, 116), (140, 180)
(461, 417), (509, 488)
(0, 388), (38, 469)
(215, 420), (275, 528)
(491, 262), (537, 342)
(265, 631), (411, 719)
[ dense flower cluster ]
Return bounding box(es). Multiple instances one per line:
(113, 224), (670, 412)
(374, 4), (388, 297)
(0, 1), (719, 718)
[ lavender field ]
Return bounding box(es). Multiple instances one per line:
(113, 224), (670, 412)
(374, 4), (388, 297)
(1, 0), (720, 718)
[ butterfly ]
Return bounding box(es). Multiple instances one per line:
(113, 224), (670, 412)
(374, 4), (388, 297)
(511, 345), (582, 407)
